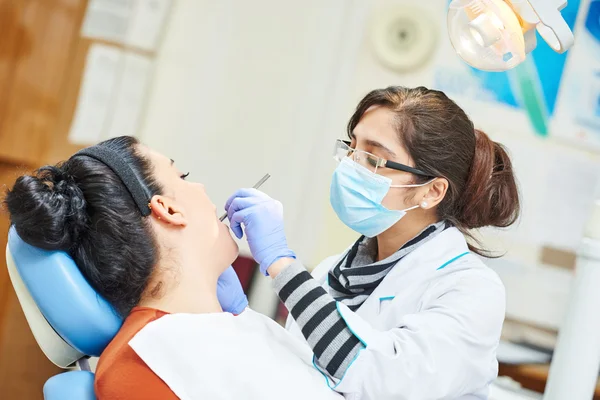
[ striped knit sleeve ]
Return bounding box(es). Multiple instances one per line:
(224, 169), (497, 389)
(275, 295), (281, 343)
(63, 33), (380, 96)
(272, 260), (364, 379)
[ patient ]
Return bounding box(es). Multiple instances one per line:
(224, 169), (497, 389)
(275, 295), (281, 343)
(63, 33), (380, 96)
(5, 136), (337, 400)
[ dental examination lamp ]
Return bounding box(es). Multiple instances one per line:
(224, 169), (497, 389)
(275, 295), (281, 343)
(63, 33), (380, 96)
(448, 0), (575, 71)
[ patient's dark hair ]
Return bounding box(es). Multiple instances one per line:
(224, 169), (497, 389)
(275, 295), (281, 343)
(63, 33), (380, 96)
(4, 136), (163, 316)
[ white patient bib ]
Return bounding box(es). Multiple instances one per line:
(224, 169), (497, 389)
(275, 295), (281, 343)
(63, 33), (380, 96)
(129, 309), (342, 400)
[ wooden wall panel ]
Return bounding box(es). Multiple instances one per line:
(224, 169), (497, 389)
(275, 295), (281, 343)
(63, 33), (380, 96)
(0, 1), (28, 123)
(0, 0), (84, 166)
(0, 163), (26, 330)
(46, 37), (97, 164)
(0, 0), (88, 398)
(0, 0), (162, 395)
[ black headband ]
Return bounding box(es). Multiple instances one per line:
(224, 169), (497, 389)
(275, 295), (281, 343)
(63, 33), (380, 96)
(74, 146), (152, 217)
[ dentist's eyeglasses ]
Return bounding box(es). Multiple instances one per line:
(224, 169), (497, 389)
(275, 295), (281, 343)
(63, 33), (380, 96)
(333, 140), (432, 178)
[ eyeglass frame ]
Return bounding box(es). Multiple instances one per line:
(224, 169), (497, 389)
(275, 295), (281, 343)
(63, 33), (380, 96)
(335, 140), (433, 178)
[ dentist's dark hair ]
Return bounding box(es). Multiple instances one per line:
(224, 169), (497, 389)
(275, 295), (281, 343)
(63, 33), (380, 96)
(348, 86), (520, 256)
(4, 136), (163, 316)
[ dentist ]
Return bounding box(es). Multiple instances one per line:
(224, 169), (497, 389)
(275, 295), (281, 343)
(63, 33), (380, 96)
(223, 86), (520, 400)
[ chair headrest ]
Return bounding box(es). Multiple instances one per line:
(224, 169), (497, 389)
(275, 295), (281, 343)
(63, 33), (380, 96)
(6, 227), (122, 365)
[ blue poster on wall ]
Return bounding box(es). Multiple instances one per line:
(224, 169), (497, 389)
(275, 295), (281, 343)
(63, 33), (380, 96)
(550, 0), (600, 149)
(587, 1), (600, 120)
(434, 0), (582, 136)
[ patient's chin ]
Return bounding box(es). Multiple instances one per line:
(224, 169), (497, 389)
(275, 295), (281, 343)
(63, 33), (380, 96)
(218, 227), (239, 264)
(226, 236), (239, 263)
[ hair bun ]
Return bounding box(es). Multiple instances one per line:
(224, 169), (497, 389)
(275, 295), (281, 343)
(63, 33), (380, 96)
(5, 165), (88, 251)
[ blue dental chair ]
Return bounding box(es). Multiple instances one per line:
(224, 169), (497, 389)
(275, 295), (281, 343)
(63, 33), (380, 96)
(5, 226), (123, 400)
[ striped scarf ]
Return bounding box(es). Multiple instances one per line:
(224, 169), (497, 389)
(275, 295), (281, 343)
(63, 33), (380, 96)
(327, 221), (448, 311)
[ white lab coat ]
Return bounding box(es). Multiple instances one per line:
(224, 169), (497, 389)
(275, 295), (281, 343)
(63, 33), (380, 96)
(285, 227), (506, 400)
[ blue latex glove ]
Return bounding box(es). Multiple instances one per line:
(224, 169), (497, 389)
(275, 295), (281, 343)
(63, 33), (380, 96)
(216, 266), (248, 314)
(225, 188), (296, 275)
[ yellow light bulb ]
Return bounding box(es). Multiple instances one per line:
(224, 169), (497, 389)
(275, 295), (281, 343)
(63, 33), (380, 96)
(448, 0), (526, 71)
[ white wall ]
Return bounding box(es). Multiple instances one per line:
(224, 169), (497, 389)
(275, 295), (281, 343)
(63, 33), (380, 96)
(140, 0), (369, 264)
(139, 0), (371, 315)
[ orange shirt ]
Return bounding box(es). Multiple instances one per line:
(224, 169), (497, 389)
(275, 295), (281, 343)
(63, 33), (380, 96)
(94, 307), (178, 400)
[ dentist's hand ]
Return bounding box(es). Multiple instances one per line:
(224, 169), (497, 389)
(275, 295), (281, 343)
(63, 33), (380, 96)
(216, 266), (248, 314)
(225, 189), (296, 275)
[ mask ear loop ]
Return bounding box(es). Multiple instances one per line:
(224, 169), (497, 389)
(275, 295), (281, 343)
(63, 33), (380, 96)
(395, 178), (436, 212)
(400, 198), (431, 212)
(390, 177), (437, 188)
(401, 204), (421, 212)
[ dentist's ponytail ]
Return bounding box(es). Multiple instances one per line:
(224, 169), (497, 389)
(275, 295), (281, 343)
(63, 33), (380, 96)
(458, 129), (519, 231)
(349, 86), (520, 256)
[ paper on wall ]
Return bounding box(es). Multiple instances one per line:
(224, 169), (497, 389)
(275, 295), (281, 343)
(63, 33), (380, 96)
(81, 0), (134, 44)
(482, 136), (547, 248)
(486, 257), (572, 330)
(481, 136), (600, 253)
(81, 0), (171, 52)
(535, 147), (600, 251)
(106, 52), (154, 139)
(126, 0), (172, 52)
(69, 45), (154, 145)
(68, 44), (122, 145)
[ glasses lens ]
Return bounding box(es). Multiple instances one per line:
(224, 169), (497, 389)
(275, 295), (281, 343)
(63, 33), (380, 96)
(353, 152), (379, 173)
(333, 140), (353, 162)
(333, 140), (382, 173)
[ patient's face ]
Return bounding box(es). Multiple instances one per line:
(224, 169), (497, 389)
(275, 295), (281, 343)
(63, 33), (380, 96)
(142, 146), (238, 270)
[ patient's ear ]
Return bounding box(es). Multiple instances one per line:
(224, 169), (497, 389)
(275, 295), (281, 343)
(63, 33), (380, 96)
(149, 195), (187, 227)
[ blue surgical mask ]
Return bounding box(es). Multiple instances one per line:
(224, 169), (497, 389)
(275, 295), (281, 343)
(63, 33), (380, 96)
(330, 158), (427, 238)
